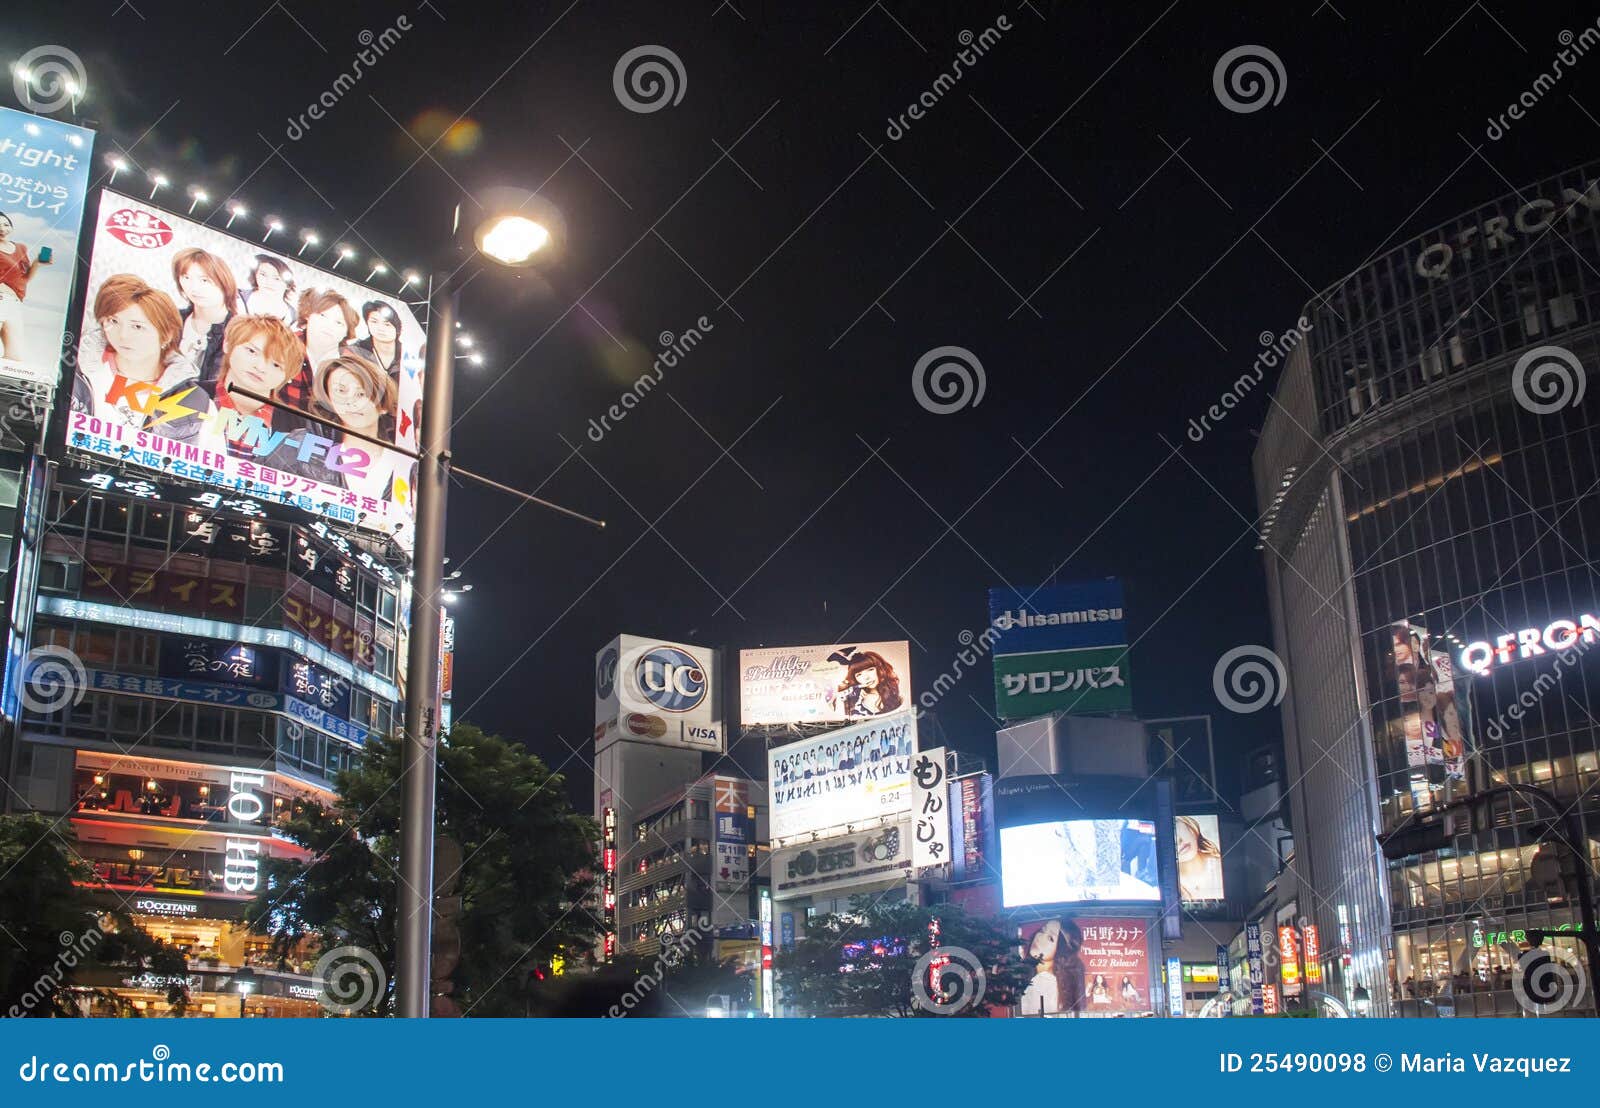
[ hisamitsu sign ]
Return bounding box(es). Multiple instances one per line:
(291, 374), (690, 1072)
(988, 579), (1131, 719)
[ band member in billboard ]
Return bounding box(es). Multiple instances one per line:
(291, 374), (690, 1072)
(172, 247), (239, 385)
(1175, 815), (1224, 901)
(351, 299), (403, 379)
(72, 274), (221, 453)
(203, 315), (340, 481)
(0, 211), (50, 360)
(240, 254), (298, 325)
(313, 352), (407, 505)
(282, 288), (361, 422)
(836, 650), (903, 717)
(1019, 919), (1086, 1016)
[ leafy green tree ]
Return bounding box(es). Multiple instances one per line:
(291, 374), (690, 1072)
(244, 723), (599, 1016)
(774, 896), (1029, 1017)
(0, 814), (189, 1017)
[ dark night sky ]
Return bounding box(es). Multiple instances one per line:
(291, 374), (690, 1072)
(7, 1), (1597, 805)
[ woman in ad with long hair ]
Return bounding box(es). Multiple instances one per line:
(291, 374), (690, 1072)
(835, 650), (904, 717)
(1175, 815), (1225, 901)
(0, 210), (52, 361)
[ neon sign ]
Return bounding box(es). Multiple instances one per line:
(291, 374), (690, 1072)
(1460, 613), (1600, 674)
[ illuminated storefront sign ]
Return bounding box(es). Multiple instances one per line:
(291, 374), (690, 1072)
(1460, 613), (1600, 674)
(1303, 924), (1323, 984)
(83, 669), (368, 747)
(1278, 925), (1302, 995)
(1411, 177), (1600, 280)
(760, 886), (774, 1017)
(601, 806), (617, 961)
(222, 770), (266, 893)
(40, 596), (396, 701)
(1262, 983), (1279, 1015)
(132, 897), (200, 918)
(1245, 922), (1264, 1015)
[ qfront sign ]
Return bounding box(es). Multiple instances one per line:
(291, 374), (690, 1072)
(1459, 612), (1600, 674)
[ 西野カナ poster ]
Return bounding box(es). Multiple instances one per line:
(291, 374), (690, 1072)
(65, 189), (425, 547)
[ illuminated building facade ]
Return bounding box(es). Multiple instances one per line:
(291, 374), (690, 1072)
(1255, 162), (1600, 1016)
(3, 465), (408, 1016)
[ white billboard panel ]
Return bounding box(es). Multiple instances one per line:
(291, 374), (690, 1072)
(767, 711), (915, 845)
(594, 634), (722, 752)
(739, 641), (911, 726)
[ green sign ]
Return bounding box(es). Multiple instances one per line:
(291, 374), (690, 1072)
(992, 643), (1131, 719)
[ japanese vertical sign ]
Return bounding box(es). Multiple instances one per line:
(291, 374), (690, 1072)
(0, 106), (94, 389)
(911, 746), (950, 870)
(988, 579), (1131, 719)
(1245, 921), (1264, 1014)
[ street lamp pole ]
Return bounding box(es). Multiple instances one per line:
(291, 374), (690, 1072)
(396, 275), (457, 1020)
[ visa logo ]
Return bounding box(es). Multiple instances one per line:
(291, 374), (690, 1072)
(689, 726), (719, 743)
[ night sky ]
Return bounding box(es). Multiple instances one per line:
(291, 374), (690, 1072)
(8, 1), (1597, 806)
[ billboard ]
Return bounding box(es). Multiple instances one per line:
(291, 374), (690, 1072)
(949, 773), (993, 882)
(910, 747), (950, 870)
(989, 579), (1130, 719)
(999, 818), (1160, 908)
(1391, 621), (1469, 781)
(593, 634), (722, 752)
(770, 820), (911, 899)
(1018, 916), (1152, 1016)
(0, 107), (94, 389)
(1175, 813), (1225, 904)
(712, 776), (751, 897)
(738, 640), (911, 726)
(767, 711), (915, 845)
(65, 189), (425, 544)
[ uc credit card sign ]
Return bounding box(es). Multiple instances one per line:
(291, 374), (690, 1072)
(988, 578), (1131, 719)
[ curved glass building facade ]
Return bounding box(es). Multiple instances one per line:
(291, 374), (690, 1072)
(1255, 162), (1600, 1017)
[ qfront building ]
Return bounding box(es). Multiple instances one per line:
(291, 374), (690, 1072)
(1255, 162), (1600, 1016)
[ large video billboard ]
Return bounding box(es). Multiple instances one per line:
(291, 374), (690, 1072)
(0, 107), (94, 390)
(1018, 916), (1152, 1016)
(593, 634), (722, 752)
(989, 579), (1130, 719)
(1175, 814), (1225, 904)
(999, 818), (1160, 908)
(738, 640), (911, 726)
(65, 189), (424, 544)
(767, 711), (915, 845)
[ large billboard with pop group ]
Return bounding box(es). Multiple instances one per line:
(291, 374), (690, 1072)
(738, 640), (911, 726)
(65, 189), (425, 545)
(767, 711), (916, 846)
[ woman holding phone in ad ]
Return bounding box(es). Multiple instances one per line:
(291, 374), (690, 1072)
(0, 211), (52, 361)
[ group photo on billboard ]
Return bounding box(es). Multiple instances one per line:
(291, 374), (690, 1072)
(767, 711), (915, 844)
(65, 189), (425, 543)
(0, 107), (93, 389)
(739, 640), (910, 726)
(1000, 818), (1160, 908)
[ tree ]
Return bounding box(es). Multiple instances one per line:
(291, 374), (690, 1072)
(0, 814), (189, 1017)
(244, 723), (599, 1016)
(774, 895), (1030, 1017)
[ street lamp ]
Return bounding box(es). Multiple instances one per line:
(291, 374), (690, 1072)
(394, 186), (577, 1020)
(234, 966), (258, 1019)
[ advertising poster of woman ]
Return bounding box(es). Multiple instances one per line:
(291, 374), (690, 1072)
(65, 189), (425, 547)
(1017, 916), (1151, 1016)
